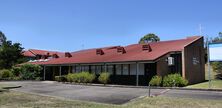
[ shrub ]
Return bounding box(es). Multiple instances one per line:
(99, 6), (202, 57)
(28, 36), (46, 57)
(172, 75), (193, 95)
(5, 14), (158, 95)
(163, 74), (188, 87)
(12, 76), (22, 80)
(98, 72), (110, 85)
(149, 75), (162, 86)
(0, 69), (14, 78)
(19, 64), (42, 80)
(70, 72), (96, 84)
(66, 73), (75, 82)
(11, 66), (22, 76)
(55, 75), (67, 82)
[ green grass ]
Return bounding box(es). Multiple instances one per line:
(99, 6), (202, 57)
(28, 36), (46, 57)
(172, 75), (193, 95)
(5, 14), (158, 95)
(0, 91), (222, 108)
(186, 79), (222, 89)
(186, 65), (222, 89)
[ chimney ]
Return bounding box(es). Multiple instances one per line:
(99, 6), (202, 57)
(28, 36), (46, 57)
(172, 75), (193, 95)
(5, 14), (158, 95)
(96, 49), (104, 55)
(65, 52), (72, 58)
(142, 44), (152, 52)
(117, 47), (126, 54)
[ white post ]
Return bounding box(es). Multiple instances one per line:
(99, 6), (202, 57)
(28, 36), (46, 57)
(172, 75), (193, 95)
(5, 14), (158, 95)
(207, 38), (211, 88)
(59, 66), (62, 77)
(136, 62), (139, 86)
(104, 63), (107, 72)
(43, 66), (46, 80)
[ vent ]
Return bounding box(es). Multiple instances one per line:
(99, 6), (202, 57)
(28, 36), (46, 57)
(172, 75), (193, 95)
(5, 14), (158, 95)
(52, 54), (59, 58)
(65, 52), (72, 58)
(117, 47), (126, 54)
(142, 44), (152, 52)
(96, 49), (104, 55)
(41, 55), (48, 59)
(168, 57), (175, 66)
(45, 52), (50, 56)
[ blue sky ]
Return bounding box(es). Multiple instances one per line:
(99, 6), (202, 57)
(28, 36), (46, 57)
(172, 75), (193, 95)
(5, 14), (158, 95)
(0, 0), (221, 52)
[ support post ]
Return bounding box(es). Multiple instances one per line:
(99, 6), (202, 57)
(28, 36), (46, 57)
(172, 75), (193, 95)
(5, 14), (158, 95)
(59, 66), (62, 77)
(104, 63), (107, 72)
(148, 83), (151, 97)
(207, 39), (211, 89)
(43, 66), (46, 80)
(136, 62), (139, 86)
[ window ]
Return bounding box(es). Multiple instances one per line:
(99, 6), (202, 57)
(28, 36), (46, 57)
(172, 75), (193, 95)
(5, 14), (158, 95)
(96, 65), (101, 74)
(107, 65), (113, 75)
(116, 64), (122, 75)
(82, 65), (89, 72)
(75, 65), (81, 73)
(91, 66), (96, 73)
(130, 64), (136, 75)
(122, 64), (129, 75)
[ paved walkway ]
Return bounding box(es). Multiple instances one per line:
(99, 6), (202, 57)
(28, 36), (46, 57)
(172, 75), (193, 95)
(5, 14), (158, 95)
(1, 81), (222, 104)
(0, 81), (163, 104)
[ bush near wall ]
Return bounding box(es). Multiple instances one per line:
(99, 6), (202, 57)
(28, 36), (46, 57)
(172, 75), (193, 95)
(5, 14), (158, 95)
(149, 75), (162, 86)
(10, 64), (42, 80)
(149, 74), (188, 87)
(0, 69), (14, 79)
(163, 74), (188, 87)
(64, 72), (95, 84)
(98, 72), (110, 85)
(55, 75), (67, 82)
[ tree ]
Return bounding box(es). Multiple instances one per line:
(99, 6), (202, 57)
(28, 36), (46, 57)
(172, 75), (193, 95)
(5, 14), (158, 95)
(210, 32), (222, 43)
(0, 31), (24, 69)
(0, 31), (7, 46)
(139, 33), (160, 44)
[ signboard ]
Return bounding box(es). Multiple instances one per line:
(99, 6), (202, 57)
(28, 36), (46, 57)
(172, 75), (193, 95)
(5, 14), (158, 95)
(209, 43), (222, 61)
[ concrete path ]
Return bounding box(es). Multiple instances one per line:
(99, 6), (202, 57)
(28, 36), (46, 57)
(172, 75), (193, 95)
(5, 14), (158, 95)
(1, 81), (222, 104)
(0, 81), (162, 104)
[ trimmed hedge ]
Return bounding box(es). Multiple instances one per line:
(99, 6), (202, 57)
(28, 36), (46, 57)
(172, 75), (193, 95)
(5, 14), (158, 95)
(163, 74), (188, 87)
(98, 72), (110, 84)
(149, 75), (162, 86)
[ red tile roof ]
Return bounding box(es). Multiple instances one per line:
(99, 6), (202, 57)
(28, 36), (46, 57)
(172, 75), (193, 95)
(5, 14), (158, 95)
(23, 49), (64, 58)
(23, 50), (35, 57)
(29, 36), (202, 65)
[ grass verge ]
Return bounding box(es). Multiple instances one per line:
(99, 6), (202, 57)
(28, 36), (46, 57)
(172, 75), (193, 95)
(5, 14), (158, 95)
(186, 79), (222, 89)
(0, 91), (222, 108)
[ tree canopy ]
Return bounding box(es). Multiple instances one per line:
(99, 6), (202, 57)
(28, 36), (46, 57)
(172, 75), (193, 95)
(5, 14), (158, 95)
(210, 32), (222, 43)
(0, 31), (24, 69)
(139, 33), (160, 44)
(0, 31), (7, 46)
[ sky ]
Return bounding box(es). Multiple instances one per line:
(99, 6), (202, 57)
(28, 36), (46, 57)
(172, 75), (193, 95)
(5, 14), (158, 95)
(0, 0), (221, 52)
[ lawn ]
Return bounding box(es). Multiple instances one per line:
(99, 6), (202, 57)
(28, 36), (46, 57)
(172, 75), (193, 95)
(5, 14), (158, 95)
(186, 65), (222, 89)
(0, 91), (222, 108)
(186, 79), (222, 89)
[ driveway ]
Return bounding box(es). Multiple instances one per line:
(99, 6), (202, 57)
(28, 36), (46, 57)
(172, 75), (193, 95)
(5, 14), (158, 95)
(0, 81), (163, 104)
(1, 81), (222, 104)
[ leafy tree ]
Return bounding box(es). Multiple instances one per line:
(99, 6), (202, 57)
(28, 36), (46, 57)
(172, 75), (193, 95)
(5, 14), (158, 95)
(211, 62), (222, 79)
(0, 31), (7, 46)
(139, 33), (160, 44)
(0, 31), (24, 69)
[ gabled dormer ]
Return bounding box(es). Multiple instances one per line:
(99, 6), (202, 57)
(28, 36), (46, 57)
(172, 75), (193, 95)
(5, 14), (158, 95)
(65, 52), (72, 58)
(96, 49), (104, 55)
(117, 47), (126, 54)
(52, 54), (59, 58)
(142, 44), (152, 52)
